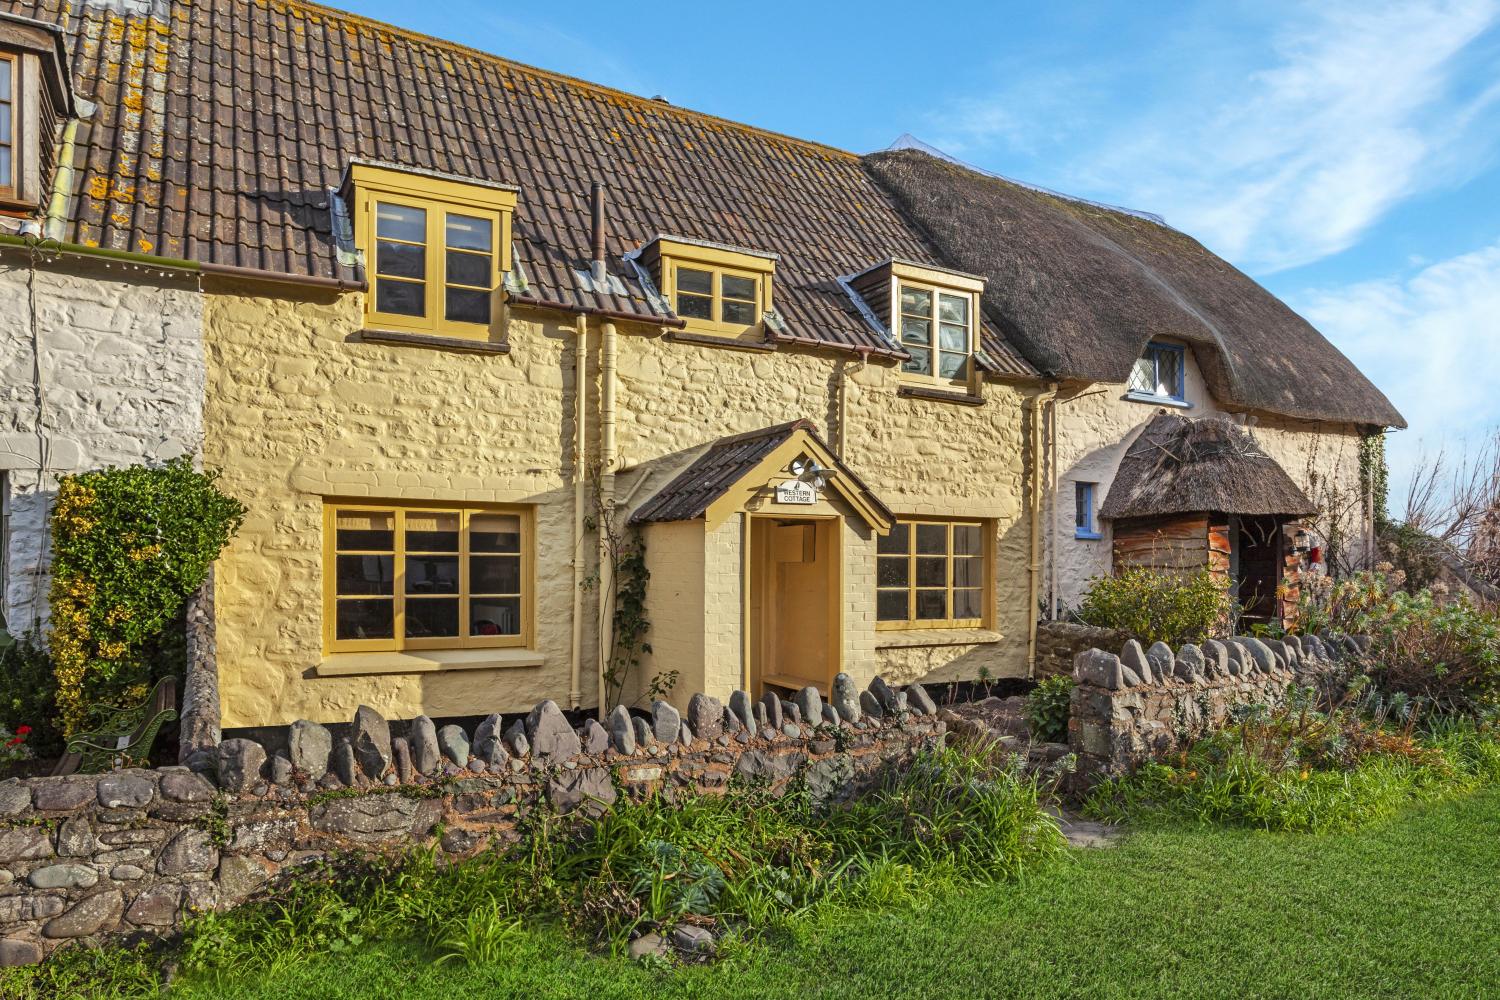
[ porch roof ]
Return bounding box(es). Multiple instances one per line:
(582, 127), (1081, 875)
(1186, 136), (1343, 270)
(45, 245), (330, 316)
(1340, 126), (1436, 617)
(629, 420), (894, 531)
(1099, 413), (1318, 521)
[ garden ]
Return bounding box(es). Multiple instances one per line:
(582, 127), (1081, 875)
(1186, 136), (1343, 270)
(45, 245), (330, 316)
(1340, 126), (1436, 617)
(2, 464), (1499, 998)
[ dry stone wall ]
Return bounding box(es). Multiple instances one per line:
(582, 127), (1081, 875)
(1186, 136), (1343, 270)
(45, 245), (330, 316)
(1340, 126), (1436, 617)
(1034, 621), (1131, 680)
(0, 672), (943, 966)
(1068, 632), (1364, 783)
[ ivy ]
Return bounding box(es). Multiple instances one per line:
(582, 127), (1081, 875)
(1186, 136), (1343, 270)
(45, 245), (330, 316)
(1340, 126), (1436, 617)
(48, 458), (246, 736)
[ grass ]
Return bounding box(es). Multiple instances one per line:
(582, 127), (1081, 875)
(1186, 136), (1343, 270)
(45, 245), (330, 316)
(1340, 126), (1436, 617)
(12, 788), (1499, 999)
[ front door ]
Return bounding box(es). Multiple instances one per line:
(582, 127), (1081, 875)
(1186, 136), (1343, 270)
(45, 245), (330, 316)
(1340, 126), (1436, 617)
(1235, 515), (1284, 627)
(750, 516), (839, 698)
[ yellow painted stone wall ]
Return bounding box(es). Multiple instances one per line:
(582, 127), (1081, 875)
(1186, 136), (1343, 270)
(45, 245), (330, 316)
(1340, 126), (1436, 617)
(1050, 342), (1370, 613)
(203, 283), (592, 728)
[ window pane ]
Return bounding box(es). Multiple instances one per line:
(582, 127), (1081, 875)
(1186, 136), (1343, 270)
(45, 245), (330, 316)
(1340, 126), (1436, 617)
(336, 511), (394, 551)
(901, 317), (931, 346)
(471, 597), (521, 636)
(376, 203), (426, 242)
(938, 352), (967, 379)
(376, 279), (424, 317)
(406, 597), (459, 638)
(471, 555), (520, 594)
(406, 513), (459, 552)
(878, 522), (910, 555)
(877, 556), (909, 587)
(952, 557), (982, 588)
(677, 292), (712, 320)
(915, 590), (947, 620)
(952, 524), (981, 556)
(916, 557), (947, 588)
(376, 240), (425, 279)
(471, 514), (521, 553)
(0, 59), (10, 100)
(900, 286), (931, 316)
(1155, 348), (1182, 397)
(938, 322), (968, 352)
(915, 523), (948, 554)
(0, 110), (9, 144)
(406, 555), (459, 594)
(721, 299), (756, 325)
(677, 267), (712, 295)
(446, 213), (492, 251)
(902, 346), (932, 376)
(445, 287), (491, 324)
(877, 590), (910, 622)
(1128, 355), (1155, 394)
(336, 554), (394, 596)
(953, 589), (983, 619)
(1075, 483), (1090, 529)
(721, 274), (756, 301)
(0, 147), (9, 186)
(446, 250), (490, 287)
(938, 293), (968, 323)
(336, 599), (393, 640)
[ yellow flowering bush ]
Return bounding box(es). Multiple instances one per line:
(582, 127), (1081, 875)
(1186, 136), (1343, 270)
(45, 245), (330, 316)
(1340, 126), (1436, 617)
(46, 458), (245, 736)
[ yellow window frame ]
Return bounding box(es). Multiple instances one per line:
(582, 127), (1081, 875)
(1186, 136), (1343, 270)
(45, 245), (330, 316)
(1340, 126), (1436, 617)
(895, 281), (976, 388)
(350, 163), (517, 340)
(322, 500), (534, 654)
(875, 518), (990, 630)
(656, 239), (776, 338)
(0, 52), (18, 201)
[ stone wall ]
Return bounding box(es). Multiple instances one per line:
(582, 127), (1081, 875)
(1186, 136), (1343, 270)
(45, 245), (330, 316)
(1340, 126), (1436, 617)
(0, 672), (943, 966)
(1034, 620), (1131, 680)
(1067, 632), (1362, 784)
(0, 251), (204, 633)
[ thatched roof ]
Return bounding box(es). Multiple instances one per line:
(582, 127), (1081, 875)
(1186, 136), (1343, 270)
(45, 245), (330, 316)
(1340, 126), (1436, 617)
(1099, 414), (1318, 521)
(862, 148), (1405, 428)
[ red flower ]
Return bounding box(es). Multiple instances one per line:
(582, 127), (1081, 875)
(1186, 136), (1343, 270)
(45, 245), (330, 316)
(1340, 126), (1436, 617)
(4, 737), (19, 747)
(14, 726), (30, 736)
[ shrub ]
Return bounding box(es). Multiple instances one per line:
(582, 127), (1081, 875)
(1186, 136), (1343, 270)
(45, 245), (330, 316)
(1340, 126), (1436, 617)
(1295, 568), (1500, 715)
(1024, 675), (1075, 743)
(1075, 567), (1233, 647)
(0, 634), (64, 758)
(1084, 693), (1498, 833)
(48, 459), (245, 735)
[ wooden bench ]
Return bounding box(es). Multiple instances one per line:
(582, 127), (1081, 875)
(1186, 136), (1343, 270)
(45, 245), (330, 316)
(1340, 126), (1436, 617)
(51, 676), (178, 776)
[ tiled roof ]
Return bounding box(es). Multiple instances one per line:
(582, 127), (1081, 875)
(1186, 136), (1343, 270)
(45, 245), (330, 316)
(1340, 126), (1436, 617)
(630, 419), (894, 528)
(3, 0), (1034, 375)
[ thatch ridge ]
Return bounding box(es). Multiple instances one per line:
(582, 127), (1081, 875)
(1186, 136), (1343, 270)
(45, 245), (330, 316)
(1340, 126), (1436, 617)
(862, 148), (1405, 428)
(1099, 414), (1318, 521)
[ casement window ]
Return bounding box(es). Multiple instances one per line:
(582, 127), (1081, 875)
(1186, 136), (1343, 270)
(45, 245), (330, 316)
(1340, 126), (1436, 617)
(324, 502), (532, 653)
(876, 519), (987, 629)
(1075, 482), (1100, 540)
(634, 236), (777, 340)
(345, 163), (517, 340)
(1127, 342), (1188, 404)
(670, 262), (762, 333)
(0, 53), (14, 202)
(898, 284), (972, 383)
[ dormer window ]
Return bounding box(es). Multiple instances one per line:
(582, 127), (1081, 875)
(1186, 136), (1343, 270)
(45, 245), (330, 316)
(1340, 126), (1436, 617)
(1127, 341), (1188, 405)
(845, 259), (985, 389)
(342, 162), (517, 341)
(632, 235), (777, 341)
(0, 14), (74, 213)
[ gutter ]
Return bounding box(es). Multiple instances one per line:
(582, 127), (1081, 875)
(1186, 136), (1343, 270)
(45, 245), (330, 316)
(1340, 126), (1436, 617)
(0, 233), (198, 273)
(570, 313), (588, 711)
(506, 292), (686, 329)
(200, 262), (366, 292)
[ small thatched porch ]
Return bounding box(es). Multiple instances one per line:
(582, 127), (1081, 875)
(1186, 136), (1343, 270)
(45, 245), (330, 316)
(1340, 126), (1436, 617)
(1099, 414), (1319, 627)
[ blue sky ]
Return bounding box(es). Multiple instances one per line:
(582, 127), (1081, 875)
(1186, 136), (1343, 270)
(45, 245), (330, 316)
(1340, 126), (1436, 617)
(347, 0), (1500, 511)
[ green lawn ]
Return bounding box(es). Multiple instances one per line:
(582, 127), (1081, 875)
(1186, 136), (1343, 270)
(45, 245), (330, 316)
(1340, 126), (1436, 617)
(166, 788), (1500, 1000)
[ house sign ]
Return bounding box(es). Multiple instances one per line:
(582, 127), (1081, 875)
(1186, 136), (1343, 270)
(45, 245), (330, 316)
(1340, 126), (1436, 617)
(775, 480), (817, 505)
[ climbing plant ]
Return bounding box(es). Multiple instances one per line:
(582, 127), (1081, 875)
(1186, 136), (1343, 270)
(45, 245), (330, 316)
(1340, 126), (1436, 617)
(588, 469), (653, 711)
(48, 458), (245, 736)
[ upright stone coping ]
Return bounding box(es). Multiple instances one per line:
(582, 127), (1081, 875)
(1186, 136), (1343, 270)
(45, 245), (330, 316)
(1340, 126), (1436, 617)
(0, 675), (944, 966)
(1068, 632), (1365, 783)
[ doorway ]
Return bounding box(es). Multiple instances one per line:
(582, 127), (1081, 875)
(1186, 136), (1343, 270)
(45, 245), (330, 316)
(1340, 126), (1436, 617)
(749, 516), (840, 698)
(1235, 515), (1283, 627)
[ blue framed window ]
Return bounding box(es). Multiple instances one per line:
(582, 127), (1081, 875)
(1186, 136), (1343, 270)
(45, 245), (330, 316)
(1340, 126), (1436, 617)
(1075, 482), (1101, 540)
(1126, 342), (1187, 404)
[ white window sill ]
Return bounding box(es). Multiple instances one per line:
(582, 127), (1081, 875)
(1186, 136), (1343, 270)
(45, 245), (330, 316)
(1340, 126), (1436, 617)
(875, 627), (1003, 650)
(1123, 391), (1192, 409)
(316, 647), (546, 677)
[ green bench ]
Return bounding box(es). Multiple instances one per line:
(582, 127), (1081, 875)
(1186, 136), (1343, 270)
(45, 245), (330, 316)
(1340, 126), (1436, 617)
(51, 676), (178, 776)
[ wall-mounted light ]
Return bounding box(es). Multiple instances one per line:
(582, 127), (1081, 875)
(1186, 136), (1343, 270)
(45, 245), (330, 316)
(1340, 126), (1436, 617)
(1292, 529), (1312, 554)
(790, 457), (836, 492)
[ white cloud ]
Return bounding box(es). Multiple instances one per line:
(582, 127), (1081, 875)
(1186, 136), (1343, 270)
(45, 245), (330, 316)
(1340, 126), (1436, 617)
(932, 0), (1500, 272)
(1294, 239), (1500, 511)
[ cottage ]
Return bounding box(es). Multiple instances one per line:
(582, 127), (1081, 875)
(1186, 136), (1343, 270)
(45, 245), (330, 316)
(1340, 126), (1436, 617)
(0, 1), (1403, 737)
